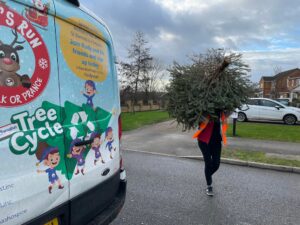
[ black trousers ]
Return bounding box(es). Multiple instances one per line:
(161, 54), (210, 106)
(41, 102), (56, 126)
(198, 140), (222, 186)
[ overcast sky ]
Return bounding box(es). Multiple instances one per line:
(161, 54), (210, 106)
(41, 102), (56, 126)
(80, 0), (300, 82)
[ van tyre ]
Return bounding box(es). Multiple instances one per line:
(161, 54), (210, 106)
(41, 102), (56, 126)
(237, 112), (247, 122)
(283, 115), (297, 125)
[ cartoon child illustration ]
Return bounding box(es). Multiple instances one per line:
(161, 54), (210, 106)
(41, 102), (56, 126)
(36, 146), (64, 194)
(105, 127), (116, 159)
(91, 132), (105, 165)
(67, 139), (86, 175)
(81, 80), (97, 108)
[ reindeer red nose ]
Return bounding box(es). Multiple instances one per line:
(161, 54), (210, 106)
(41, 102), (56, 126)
(3, 58), (13, 65)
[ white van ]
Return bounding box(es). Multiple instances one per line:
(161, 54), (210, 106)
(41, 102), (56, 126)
(0, 0), (126, 224)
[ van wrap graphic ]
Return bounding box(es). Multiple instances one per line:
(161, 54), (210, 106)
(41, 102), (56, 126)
(0, 2), (50, 107)
(9, 100), (112, 180)
(0, 0), (120, 222)
(58, 18), (109, 82)
(25, 0), (50, 28)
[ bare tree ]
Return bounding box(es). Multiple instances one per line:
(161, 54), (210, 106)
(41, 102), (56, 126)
(270, 66), (282, 98)
(273, 65), (282, 75)
(141, 59), (168, 101)
(119, 31), (153, 112)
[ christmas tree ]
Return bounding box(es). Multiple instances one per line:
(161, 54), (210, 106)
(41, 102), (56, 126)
(167, 48), (251, 130)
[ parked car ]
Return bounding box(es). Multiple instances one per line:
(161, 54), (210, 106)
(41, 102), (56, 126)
(0, 0), (126, 225)
(237, 98), (300, 125)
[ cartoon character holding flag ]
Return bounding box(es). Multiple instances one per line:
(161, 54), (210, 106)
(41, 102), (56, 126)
(91, 132), (105, 165)
(67, 138), (86, 175)
(36, 146), (64, 194)
(105, 127), (116, 159)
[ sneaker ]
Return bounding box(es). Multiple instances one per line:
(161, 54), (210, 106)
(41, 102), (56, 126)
(206, 186), (214, 196)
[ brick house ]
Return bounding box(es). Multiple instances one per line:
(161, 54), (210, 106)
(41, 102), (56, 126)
(259, 68), (300, 99)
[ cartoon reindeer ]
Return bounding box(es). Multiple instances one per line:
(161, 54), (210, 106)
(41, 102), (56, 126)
(0, 28), (31, 88)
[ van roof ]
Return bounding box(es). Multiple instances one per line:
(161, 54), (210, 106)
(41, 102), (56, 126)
(79, 4), (115, 44)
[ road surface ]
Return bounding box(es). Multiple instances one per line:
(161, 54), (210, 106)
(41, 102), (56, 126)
(111, 151), (300, 225)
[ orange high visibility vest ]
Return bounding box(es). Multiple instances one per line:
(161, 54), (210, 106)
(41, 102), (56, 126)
(193, 112), (228, 145)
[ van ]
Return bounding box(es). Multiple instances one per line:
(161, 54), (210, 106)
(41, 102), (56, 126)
(0, 0), (126, 224)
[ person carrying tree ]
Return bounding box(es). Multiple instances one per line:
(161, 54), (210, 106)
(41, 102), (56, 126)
(167, 49), (251, 197)
(193, 111), (228, 196)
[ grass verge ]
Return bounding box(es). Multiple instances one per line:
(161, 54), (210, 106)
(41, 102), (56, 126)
(122, 111), (171, 131)
(228, 122), (300, 143)
(222, 148), (300, 168)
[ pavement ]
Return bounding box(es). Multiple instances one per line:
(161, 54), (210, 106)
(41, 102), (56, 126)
(122, 120), (300, 173)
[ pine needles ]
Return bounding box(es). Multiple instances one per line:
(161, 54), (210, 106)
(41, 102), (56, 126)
(167, 49), (252, 131)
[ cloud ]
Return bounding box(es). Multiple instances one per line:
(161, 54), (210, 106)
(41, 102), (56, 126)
(153, 0), (210, 13)
(80, 0), (300, 82)
(157, 28), (181, 42)
(242, 48), (300, 79)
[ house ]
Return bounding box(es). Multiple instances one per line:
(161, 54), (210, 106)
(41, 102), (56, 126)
(259, 68), (300, 100)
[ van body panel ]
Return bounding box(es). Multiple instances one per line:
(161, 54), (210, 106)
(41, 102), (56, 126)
(12, 0), (56, 22)
(0, 1), (69, 224)
(54, 0), (112, 42)
(53, 0), (121, 199)
(0, 0), (125, 224)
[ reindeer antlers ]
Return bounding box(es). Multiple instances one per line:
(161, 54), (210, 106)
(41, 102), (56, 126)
(10, 28), (26, 47)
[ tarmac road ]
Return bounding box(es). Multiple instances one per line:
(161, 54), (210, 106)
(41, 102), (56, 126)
(111, 151), (300, 225)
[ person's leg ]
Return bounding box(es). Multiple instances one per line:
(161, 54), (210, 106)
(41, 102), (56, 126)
(198, 141), (213, 186)
(210, 140), (222, 176)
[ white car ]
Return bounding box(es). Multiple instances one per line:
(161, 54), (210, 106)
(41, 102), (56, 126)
(237, 98), (300, 125)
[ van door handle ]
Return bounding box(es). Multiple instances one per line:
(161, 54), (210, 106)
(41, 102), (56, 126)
(74, 139), (93, 146)
(102, 168), (110, 176)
